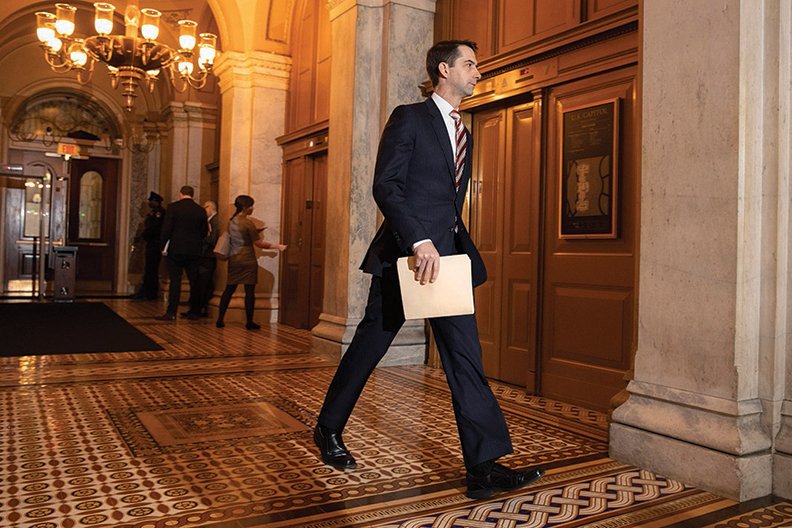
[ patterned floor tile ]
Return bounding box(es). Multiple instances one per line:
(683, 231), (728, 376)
(0, 299), (789, 528)
(1, 362), (607, 527)
(701, 501), (792, 528)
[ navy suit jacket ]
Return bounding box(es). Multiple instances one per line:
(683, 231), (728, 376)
(160, 198), (209, 257)
(360, 98), (486, 287)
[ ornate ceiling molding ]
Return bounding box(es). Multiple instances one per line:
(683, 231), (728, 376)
(328, 0), (436, 21)
(213, 51), (292, 92)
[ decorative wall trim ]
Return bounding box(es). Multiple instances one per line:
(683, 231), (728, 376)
(481, 21), (639, 81)
(329, 0), (436, 21)
(627, 380), (764, 417)
(214, 51), (292, 93)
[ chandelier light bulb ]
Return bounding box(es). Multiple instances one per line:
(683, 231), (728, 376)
(93, 3), (115, 36)
(36, 12), (56, 43)
(69, 39), (88, 67)
(146, 69), (160, 78)
(48, 37), (63, 53)
(54, 3), (76, 36)
(178, 20), (198, 51)
(198, 33), (217, 66)
(177, 60), (194, 76)
(140, 8), (161, 40)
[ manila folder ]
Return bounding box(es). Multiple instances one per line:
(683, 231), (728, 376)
(396, 254), (475, 320)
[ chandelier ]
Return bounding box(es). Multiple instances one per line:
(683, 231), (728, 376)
(35, 1), (218, 112)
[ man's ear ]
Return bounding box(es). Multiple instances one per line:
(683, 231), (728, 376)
(438, 61), (449, 79)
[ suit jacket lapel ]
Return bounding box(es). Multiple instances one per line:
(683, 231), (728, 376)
(425, 99), (456, 181)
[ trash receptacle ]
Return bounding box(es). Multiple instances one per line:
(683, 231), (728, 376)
(53, 246), (78, 302)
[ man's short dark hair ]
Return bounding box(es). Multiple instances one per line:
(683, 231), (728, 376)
(426, 39), (478, 87)
(180, 185), (194, 197)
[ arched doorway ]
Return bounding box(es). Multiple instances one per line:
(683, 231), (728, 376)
(3, 90), (123, 295)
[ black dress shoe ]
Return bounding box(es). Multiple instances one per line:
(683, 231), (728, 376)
(465, 462), (544, 500)
(313, 425), (357, 469)
(155, 313), (176, 321)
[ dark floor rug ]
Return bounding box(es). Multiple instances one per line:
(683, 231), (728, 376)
(0, 301), (163, 356)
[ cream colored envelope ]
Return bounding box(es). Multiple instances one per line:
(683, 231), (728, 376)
(396, 254), (475, 319)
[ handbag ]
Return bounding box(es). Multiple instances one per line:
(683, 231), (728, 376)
(213, 231), (230, 260)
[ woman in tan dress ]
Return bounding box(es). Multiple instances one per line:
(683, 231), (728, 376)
(216, 195), (286, 330)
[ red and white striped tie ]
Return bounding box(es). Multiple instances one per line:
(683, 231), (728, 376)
(449, 109), (466, 190)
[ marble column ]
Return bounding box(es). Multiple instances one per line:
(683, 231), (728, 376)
(610, 0), (790, 501)
(311, 0), (435, 364)
(771, 0), (792, 500)
(212, 51), (291, 322)
(161, 102), (218, 200)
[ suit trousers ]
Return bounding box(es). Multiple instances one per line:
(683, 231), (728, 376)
(165, 254), (200, 315)
(193, 256), (217, 314)
(317, 268), (513, 469)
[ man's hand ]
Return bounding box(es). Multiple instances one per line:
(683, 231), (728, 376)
(413, 241), (440, 285)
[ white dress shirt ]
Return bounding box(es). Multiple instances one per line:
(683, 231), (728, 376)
(431, 92), (459, 158)
(412, 93), (461, 250)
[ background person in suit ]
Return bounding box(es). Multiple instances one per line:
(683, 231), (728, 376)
(314, 40), (543, 500)
(157, 185), (208, 321)
(191, 200), (219, 318)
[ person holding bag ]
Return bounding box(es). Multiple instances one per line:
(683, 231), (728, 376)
(215, 195), (286, 330)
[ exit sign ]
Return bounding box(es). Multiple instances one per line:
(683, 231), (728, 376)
(57, 143), (80, 156)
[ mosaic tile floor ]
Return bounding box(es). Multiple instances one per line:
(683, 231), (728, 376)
(0, 299), (789, 528)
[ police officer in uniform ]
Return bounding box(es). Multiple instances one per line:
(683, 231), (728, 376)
(135, 191), (166, 300)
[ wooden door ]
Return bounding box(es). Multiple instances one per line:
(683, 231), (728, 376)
(281, 157), (310, 327)
(280, 153), (327, 329)
(540, 67), (638, 411)
(68, 157), (119, 291)
(470, 100), (542, 388)
(309, 154), (327, 328)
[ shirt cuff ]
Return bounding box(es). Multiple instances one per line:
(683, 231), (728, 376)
(412, 239), (431, 250)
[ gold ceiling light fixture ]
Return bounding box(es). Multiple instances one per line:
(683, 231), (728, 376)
(35, 1), (219, 111)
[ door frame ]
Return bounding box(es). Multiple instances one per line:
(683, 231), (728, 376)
(67, 156), (122, 292)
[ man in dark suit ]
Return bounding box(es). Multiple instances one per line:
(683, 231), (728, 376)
(314, 40), (543, 500)
(157, 185), (208, 321)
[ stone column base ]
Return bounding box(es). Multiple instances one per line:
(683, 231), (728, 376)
(773, 404), (792, 498)
(311, 313), (426, 366)
(773, 452), (792, 498)
(610, 422), (771, 501)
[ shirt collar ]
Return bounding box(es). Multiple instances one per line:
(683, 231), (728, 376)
(431, 92), (456, 117)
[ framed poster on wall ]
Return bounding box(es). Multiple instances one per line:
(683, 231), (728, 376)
(559, 98), (620, 239)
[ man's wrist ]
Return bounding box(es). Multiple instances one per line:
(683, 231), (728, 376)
(412, 239), (431, 250)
